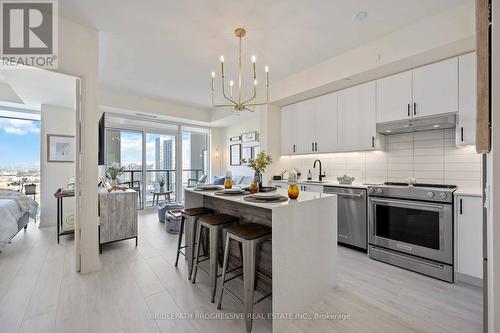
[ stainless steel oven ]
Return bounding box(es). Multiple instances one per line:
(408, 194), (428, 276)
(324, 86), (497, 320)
(367, 183), (456, 282)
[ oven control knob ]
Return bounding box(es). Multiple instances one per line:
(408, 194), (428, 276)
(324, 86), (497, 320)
(368, 188), (374, 194)
(426, 191), (435, 198)
(438, 192), (447, 199)
(376, 188), (383, 194)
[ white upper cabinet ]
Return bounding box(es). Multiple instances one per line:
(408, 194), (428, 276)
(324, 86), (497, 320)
(314, 92), (338, 153)
(457, 52), (477, 146)
(338, 81), (377, 152)
(280, 103), (297, 155)
(376, 70), (413, 123)
(412, 57), (458, 118)
(296, 99), (316, 154)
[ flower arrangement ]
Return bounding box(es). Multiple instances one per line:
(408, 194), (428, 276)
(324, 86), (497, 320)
(106, 163), (124, 180)
(244, 151), (272, 173)
(159, 176), (165, 188)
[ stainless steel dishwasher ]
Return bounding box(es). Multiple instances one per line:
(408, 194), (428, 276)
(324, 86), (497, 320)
(324, 186), (367, 251)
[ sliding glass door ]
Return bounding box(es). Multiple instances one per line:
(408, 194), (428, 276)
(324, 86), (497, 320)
(105, 123), (209, 210)
(105, 129), (144, 208)
(145, 132), (177, 207)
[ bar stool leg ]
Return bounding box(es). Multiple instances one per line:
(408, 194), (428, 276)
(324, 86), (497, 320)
(243, 240), (257, 333)
(209, 226), (220, 302)
(217, 235), (231, 310)
(187, 217), (197, 280)
(192, 222), (203, 283)
(175, 216), (185, 267)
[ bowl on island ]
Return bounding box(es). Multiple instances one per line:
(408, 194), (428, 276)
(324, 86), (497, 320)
(337, 175), (355, 185)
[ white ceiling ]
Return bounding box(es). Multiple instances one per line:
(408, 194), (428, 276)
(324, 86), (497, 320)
(60, 0), (469, 109)
(0, 66), (77, 109)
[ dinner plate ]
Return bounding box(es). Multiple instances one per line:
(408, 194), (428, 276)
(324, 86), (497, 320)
(196, 185), (222, 190)
(251, 192), (281, 198)
(220, 187), (244, 194)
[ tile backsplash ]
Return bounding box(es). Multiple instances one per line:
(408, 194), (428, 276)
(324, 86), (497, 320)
(281, 129), (481, 189)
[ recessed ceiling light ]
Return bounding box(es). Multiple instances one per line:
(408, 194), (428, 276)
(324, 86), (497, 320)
(353, 11), (368, 22)
(433, 124), (440, 128)
(385, 130), (392, 133)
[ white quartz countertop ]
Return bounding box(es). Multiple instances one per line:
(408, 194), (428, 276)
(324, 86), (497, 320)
(185, 188), (334, 210)
(454, 188), (482, 197)
(271, 179), (371, 189)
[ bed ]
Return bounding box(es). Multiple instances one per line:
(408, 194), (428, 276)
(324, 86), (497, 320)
(0, 189), (38, 250)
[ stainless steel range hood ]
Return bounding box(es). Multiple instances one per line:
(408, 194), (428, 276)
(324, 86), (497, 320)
(376, 113), (457, 134)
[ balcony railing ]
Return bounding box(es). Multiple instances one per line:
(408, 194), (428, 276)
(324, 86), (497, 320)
(117, 168), (204, 208)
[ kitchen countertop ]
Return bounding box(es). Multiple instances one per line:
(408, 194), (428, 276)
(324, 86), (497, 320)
(271, 179), (371, 189)
(185, 187), (335, 210)
(454, 188), (483, 197)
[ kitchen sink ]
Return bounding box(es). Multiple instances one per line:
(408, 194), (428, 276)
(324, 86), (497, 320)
(301, 180), (325, 184)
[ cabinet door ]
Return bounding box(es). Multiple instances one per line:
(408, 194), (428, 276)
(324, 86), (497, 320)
(314, 92), (338, 153)
(302, 184), (323, 193)
(457, 53), (477, 146)
(412, 57), (458, 118)
(296, 99), (316, 154)
(376, 70), (413, 123)
(281, 104), (298, 155)
(456, 195), (483, 279)
(338, 81), (377, 152)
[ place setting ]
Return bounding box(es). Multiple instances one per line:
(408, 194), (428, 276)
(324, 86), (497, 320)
(193, 184), (223, 191)
(214, 186), (250, 196)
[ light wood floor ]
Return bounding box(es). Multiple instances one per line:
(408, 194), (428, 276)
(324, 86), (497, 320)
(0, 213), (482, 333)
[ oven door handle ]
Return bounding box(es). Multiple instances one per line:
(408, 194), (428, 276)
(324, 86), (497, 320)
(370, 246), (447, 270)
(336, 193), (364, 198)
(370, 198), (445, 210)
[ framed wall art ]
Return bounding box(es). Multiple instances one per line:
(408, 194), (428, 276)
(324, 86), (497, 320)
(47, 134), (75, 162)
(230, 144), (241, 166)
(252, 145), (261, 158)
(242, 146), (252, 164)
(230, 135), (241, 142)
(241, 131), (258, 142)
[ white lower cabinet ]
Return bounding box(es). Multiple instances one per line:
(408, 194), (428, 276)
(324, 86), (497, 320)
(301, 184), (323, 193)
(455, 195), (483, 281)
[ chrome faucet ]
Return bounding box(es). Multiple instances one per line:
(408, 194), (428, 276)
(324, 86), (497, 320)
(313, 159), (326, 182)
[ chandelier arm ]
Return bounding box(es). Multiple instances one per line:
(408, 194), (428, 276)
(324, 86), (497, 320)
(243, 87), (269, 107)
(241, 82), (257, 105)
(212, 91), (237, 108)
(220, 75), (237, 105)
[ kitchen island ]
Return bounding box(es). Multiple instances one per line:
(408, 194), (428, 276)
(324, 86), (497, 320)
(184, 188), (337, 332)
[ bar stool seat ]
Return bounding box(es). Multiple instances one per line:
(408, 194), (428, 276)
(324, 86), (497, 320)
(182, 207), (213, 216)
(175, 207), (214, 280)
(217, 222), (272, 333)
(200, 213), (239, 226)
(224, 223), (272, 240)
(192, 214), (239, 303)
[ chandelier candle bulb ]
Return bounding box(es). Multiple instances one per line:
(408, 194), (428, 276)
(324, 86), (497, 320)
(229, 80), (234, 97)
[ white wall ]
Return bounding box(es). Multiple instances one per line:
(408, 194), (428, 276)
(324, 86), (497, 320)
(56, 16), (100, 273)
(100, 89), (210, 123)
(40, 104), (75, 227)
(212, 114), (260, 178)
(280, 129), (481, 190)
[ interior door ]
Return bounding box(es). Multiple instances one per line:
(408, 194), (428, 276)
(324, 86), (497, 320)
(296, 99), (315, 154)
(376, 70), (413, 123)
(315, 92), (338, 153)
(412, 57), (458, 118)
(338, 81), (376, 152)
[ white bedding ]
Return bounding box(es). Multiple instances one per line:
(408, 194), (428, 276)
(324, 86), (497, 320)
(0, 199), (23, 250)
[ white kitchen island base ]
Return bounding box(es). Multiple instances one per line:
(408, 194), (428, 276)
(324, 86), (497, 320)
(184, 188), (337, 332)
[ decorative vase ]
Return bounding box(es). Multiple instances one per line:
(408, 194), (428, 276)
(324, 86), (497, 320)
(254, 171), (263, 191)
(287, 170), (299, 199)
(160, 186), (164, 192)
(110, 179), (117, 187)
(224, 171), (233, 189)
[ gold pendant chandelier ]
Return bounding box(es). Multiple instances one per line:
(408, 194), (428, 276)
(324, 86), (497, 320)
(211, 27), (269, 112)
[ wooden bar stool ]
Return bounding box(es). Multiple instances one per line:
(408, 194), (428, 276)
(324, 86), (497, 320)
(175, 207), (213, 280)
(192, 213), (239, 303)
(217, 223), (272, 333)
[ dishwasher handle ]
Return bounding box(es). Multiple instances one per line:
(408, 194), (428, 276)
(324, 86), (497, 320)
(336, 192), (364, 198)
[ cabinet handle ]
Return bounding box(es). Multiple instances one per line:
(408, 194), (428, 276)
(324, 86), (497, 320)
(459, 198), (463, 215)
(413, 102), (417, 116)
(407, 103), (410, 117)
(315, 142), (318, 151)
(460, 127), (464, 142)
(371, 136), (375, 148)
(293, 144), (296, 153)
